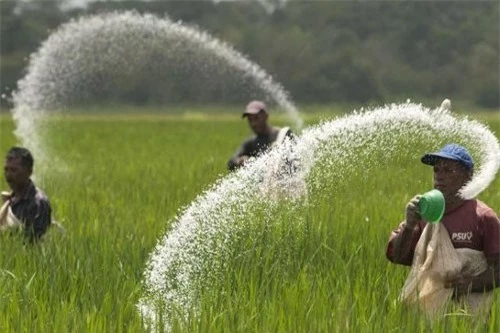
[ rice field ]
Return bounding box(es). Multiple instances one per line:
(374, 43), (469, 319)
(0, 108), (498, 332)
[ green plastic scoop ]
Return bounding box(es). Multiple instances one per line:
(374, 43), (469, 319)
(419, 189), (445, 224)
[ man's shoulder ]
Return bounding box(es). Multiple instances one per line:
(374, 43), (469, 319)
(242, 134), (259, 144)
(276, 126), (295, 140)
(33, 186), (51, 205)
(468, 199), (499, 222)
(475, 199), (497, 214)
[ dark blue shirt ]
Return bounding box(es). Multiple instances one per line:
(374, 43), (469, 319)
(9, 180), (52, 241)
(228, 128), (294, 171)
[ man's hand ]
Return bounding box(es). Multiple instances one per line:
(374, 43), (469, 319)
(235, 155), (249, 167)
(1, 191), (11, 203)
(445, 274), (473, 298)
(405, 195), (422, 229)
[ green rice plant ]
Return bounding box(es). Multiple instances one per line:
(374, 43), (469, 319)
(0, 109), (498, 332)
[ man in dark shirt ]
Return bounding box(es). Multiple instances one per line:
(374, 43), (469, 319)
(227, 100), (294, 171)
(1, 147), (52, 242)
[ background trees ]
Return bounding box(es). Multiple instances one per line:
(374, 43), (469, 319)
(1, 0), (498, 109)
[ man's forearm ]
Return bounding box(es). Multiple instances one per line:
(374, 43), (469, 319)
(470, 262), (500, 292)
(392, 224), (417, 265)
(227, 158), (237, 171)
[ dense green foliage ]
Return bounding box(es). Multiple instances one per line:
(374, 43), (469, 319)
(1, 1), (498, 108)
(0, 109), (498, 332)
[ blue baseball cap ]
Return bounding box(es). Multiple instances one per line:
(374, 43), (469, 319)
(421, 144), (474, 170)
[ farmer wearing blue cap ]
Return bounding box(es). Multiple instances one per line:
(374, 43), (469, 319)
(386, 143), (500, 313)
(227, 100), (294, 171)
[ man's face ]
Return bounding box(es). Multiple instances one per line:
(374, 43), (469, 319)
(246, 111), (268, 135)
(4, 157), (31, 191)
(433, 158), (471, 200)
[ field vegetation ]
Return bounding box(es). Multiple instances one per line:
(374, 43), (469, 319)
(0, 107), (498, 332)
